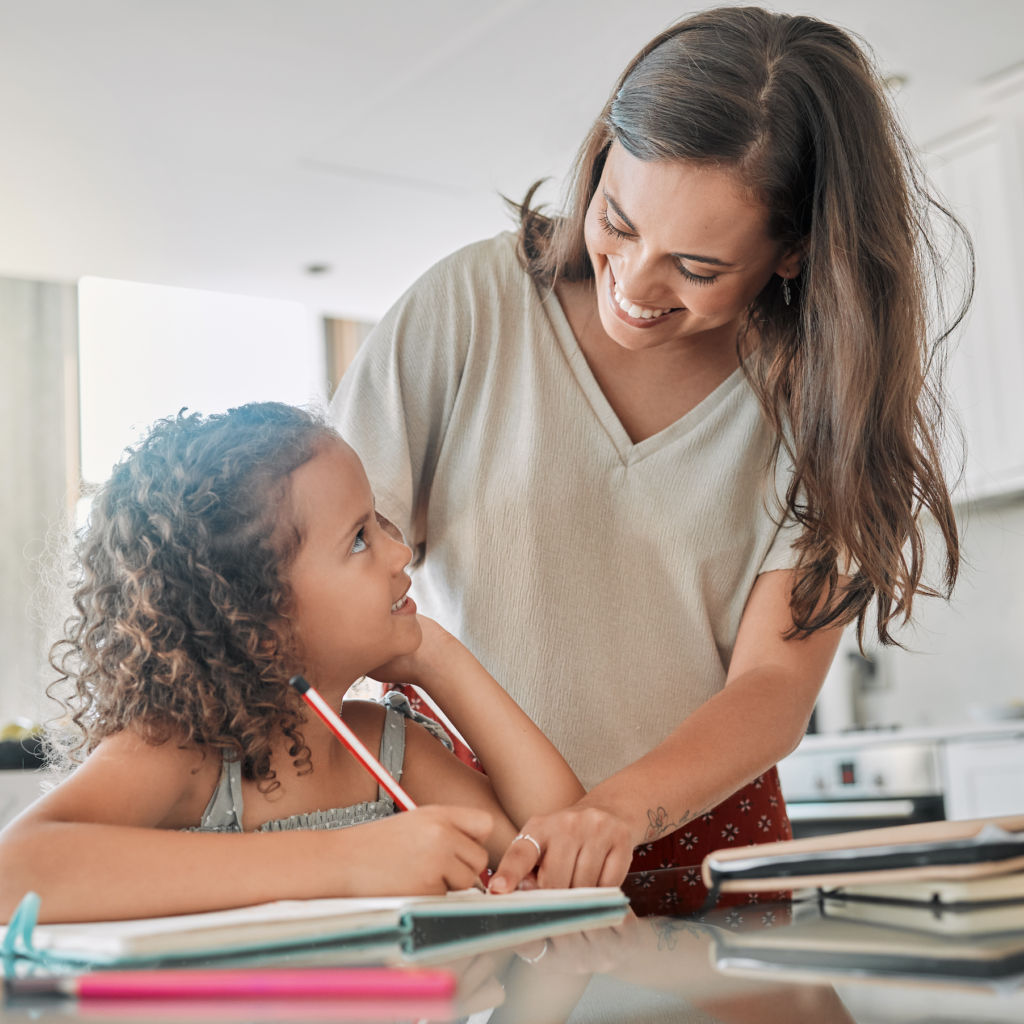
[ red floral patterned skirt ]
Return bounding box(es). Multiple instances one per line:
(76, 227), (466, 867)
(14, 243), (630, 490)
(382, 683), (793, 919)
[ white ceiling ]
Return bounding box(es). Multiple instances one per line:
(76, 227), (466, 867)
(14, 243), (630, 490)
(0, 0), (1021, 321)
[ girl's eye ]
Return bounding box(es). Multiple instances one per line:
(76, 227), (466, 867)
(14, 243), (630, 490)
(599, 208), (633, 241)
(352, 527), (367, 554)
(678, 264), (717, 286)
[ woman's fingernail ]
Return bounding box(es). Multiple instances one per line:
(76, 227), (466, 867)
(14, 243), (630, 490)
(489, 877), (507, 893)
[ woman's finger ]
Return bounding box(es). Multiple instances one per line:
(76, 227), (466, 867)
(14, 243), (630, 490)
(596, 841), (636, 887)
(568, 840), (610, 889)
(489, 833), (541, 893)
(535, 834), (581, 891)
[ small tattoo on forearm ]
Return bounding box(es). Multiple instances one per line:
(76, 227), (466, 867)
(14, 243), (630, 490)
(643, 804), (715, 842)
(644, 807), (685, 841)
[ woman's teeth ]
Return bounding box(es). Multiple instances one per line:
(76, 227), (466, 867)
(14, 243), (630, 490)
(391, 595), (408, 612)
(613, 287), (670, 320)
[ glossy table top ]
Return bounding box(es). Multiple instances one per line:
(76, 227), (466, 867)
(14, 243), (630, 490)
(5, 898), (1024, 1023)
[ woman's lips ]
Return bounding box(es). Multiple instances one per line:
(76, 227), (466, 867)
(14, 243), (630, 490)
(606, 270), (680, 328)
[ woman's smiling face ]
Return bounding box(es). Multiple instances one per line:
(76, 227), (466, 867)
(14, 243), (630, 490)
(281, 439), (421, 687)
(583, 142), (798, 352)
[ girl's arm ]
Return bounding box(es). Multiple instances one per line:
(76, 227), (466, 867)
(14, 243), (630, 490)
(371, 616), (586, 829)
(489, 569), (844, 891)
(0, 726), (492, 923)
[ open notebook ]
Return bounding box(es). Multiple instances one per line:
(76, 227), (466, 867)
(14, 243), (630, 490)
(0, 888), (629, 967)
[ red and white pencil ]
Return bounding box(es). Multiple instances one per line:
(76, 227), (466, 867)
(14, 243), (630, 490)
(290, 675), (488, 894)
(289, 675), (417, 811)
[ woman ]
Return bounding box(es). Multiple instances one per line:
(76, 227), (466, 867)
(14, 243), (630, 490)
(333, 7), (968, 913)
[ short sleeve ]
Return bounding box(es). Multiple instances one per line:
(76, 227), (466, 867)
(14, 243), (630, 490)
(330, 251), (479, 553)
(758, 513), (804, 575)
(758, 513), (859, 577)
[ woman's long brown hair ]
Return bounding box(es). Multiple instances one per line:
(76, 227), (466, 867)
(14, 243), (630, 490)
(514, 7), (972, 646)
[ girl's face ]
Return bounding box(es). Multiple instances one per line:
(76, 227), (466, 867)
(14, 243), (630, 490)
(583, 142), (800, 352)
(281, 439), (420, 686)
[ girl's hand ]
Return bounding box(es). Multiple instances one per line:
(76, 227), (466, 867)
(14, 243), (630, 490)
(368, 614), (460, 691)
(488, 805), (634, 893)
(337, 804), (492, 895)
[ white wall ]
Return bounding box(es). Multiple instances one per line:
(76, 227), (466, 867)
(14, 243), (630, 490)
(815, 496), (1024, 733)
(878, 497), (1024, 727)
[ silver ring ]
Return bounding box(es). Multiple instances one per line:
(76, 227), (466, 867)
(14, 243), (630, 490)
(513, 833), (542, 858)
(517, 938), (548, 964)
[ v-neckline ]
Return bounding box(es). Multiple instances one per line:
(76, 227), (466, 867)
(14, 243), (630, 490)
(541, 286), (747, 467)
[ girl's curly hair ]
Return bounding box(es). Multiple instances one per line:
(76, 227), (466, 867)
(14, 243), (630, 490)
(48, 402), (337, 789)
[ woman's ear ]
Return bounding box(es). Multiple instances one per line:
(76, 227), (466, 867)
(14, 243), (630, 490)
(773, 243), (805, 281)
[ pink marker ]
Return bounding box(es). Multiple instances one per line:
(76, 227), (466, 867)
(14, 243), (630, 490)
(5, 967), (456, 1000)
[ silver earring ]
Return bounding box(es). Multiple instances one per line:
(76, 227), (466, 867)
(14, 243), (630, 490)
(782, 277), (791, 306)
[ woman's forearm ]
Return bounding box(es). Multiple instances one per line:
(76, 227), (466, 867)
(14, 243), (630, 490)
(578, 666), (815, 845)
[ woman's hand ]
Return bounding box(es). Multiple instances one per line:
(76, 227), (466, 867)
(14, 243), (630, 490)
(488, 803), (634, 893)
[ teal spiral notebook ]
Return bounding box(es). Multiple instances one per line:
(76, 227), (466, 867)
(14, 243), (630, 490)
(1, 888), (628, 967)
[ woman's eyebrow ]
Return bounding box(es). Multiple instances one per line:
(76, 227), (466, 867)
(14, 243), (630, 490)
(603, 188), (639, 232)
(604, 187), (734, 268)
(671, 251), (734, 268)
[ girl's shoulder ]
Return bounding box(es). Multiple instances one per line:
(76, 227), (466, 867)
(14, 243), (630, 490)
(36, 724), (221, 831)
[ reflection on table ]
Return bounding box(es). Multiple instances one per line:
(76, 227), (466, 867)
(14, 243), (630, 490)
(7, 871), (1024, 1023)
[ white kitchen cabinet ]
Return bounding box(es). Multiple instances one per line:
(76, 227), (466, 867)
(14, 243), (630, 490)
(942, 737), (1024, 820)
(929, 118), (1024, 501)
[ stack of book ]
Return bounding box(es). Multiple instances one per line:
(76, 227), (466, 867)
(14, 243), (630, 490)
(702, 814), (1024, 984)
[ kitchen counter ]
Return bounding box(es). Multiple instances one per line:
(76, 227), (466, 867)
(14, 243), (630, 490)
(798, 719), (1024, 750)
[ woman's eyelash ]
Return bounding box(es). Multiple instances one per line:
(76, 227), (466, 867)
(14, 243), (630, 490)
(678, 265), (717, 286)
(599, 209), (633, 241)
(352, 527), (367, 553)
(600, 208), (717, 285)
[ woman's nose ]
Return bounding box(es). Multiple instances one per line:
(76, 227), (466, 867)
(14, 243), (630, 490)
(611, 252), (661, 301)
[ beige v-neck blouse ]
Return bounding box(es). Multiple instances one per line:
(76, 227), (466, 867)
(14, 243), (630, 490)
(332, 232), (801, 792)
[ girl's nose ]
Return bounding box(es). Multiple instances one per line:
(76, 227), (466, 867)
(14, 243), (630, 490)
(389, 534), (413, 574)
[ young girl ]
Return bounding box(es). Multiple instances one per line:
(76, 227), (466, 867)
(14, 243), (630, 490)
(0, 402), (585, 924)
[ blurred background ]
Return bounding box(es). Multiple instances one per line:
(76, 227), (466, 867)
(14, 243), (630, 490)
(1, 1), (1024, 829)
